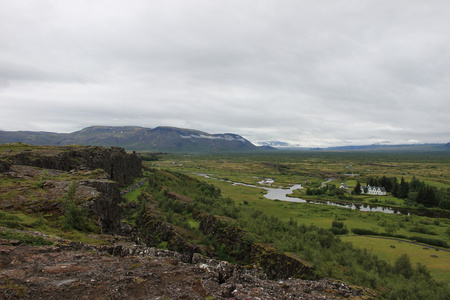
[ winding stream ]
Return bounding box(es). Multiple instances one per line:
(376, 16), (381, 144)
(253, 183), (404, 214)
(192, 173), (448, 217)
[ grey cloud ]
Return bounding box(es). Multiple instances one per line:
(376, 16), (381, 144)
(0, 0), (449, 147)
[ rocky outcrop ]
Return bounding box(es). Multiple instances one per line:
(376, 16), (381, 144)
(136, 207), (203, 258)
(0, 145), (140, 234)
(196, 212), (314, 279)
(197, 212), (229, 235)
(0, 164), (124, 235)
(250, 243), (313, 280)
(5, 146), (142, 186)
(80, 179), (123, 234)
(0, 240), (377, 299)
(0, 161), (9, 173)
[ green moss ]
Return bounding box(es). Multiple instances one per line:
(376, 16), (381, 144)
(0, 229), (53, 246)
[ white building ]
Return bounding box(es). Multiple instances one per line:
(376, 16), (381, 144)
(361, 185), (387, 196)
(339, 183), (350, 192)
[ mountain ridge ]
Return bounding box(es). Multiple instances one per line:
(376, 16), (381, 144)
(0, 125), (263, 153)
(257, 141), (449, 151)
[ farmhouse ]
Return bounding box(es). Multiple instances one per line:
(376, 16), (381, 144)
(361, 185), (387, 196)
(339, 183), (350, 192)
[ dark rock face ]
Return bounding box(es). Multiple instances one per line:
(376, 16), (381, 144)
(137, 208), (202, 258)
(0, 241), (377, 299)
(80, 179), (124, 234)
(250, 243), (313, 280)
(0, 161), (9, 173)
(6, 146), (142, 186)
(197, 213), (229, 235)
(143, 210), (314, 280)
(196, 212), (314, 279)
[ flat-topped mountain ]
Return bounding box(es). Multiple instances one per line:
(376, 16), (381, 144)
(0, 126), (262, 152)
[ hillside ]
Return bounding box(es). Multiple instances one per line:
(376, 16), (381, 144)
(0, 126), (261, 153)
(2, 144), (450, 298)
(0, 144), (377, 299)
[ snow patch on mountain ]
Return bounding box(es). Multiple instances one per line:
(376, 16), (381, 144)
(180, 134), (247, 142)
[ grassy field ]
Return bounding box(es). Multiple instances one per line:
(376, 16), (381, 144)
(148, 150), (450, 282)
(342, 235), (450, 282)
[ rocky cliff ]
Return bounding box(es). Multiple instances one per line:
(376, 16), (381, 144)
(136, 206), (204, 259)
(196, 212), (314, 280)
(2, 144), (142, 186)
(0, 144), (141, 234)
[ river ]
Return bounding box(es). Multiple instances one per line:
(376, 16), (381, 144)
(251, 182), (404, 214)
(192, 173), (448, 217)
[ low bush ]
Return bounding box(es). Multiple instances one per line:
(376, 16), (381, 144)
(352, 228), (378, 235)
(408, 236), (448, 248)
(351, 228), (449, 248)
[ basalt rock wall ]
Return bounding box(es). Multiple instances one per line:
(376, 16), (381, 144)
(136, 207), (203, 259)
(6, 146), (142, 186)
(0, 161), (10, 173)
(80, 179), (124, 234)
(196, 212), (313, 280)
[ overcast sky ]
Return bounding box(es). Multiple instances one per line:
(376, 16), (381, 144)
(1, 0), (449, 147)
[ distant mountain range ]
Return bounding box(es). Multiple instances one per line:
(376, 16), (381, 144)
(1, 126), (448, 153)
(319, 143), (450, 151)
(0, 126), (265, 153)
(258, 141), (450, 151)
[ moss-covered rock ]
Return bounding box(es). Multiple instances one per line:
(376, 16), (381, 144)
(250, 243), (313, 280)
(195, 212), (313, 279)
(137, 207), (202, 260)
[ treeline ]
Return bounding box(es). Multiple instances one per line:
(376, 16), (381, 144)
(306, 184), (354, 201)
(136, 169), (449, 299)
(365, 175), (450, 209)
(351, 228), (449, 248)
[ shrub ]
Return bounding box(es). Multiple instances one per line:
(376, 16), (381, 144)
(408, 236), (448, 248)
(393, 254), (413, 279)
(352, 228), (378, 235)
(332, 220), (344, 229)
(61, 181), (89, 231)
(330, 220), (348, 235)
(330, 227), (349, 235)
(409, 224), (437, 235)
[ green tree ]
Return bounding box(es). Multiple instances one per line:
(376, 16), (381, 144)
(393, 254), (413, 279)
(398, 177), (409, 199)
(409, 176), (423, 192)
(353, 181), (361, 195)
(391, 177), (399, 197)
(62, 181), (88, 231)
(416, 185), (438, 207)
